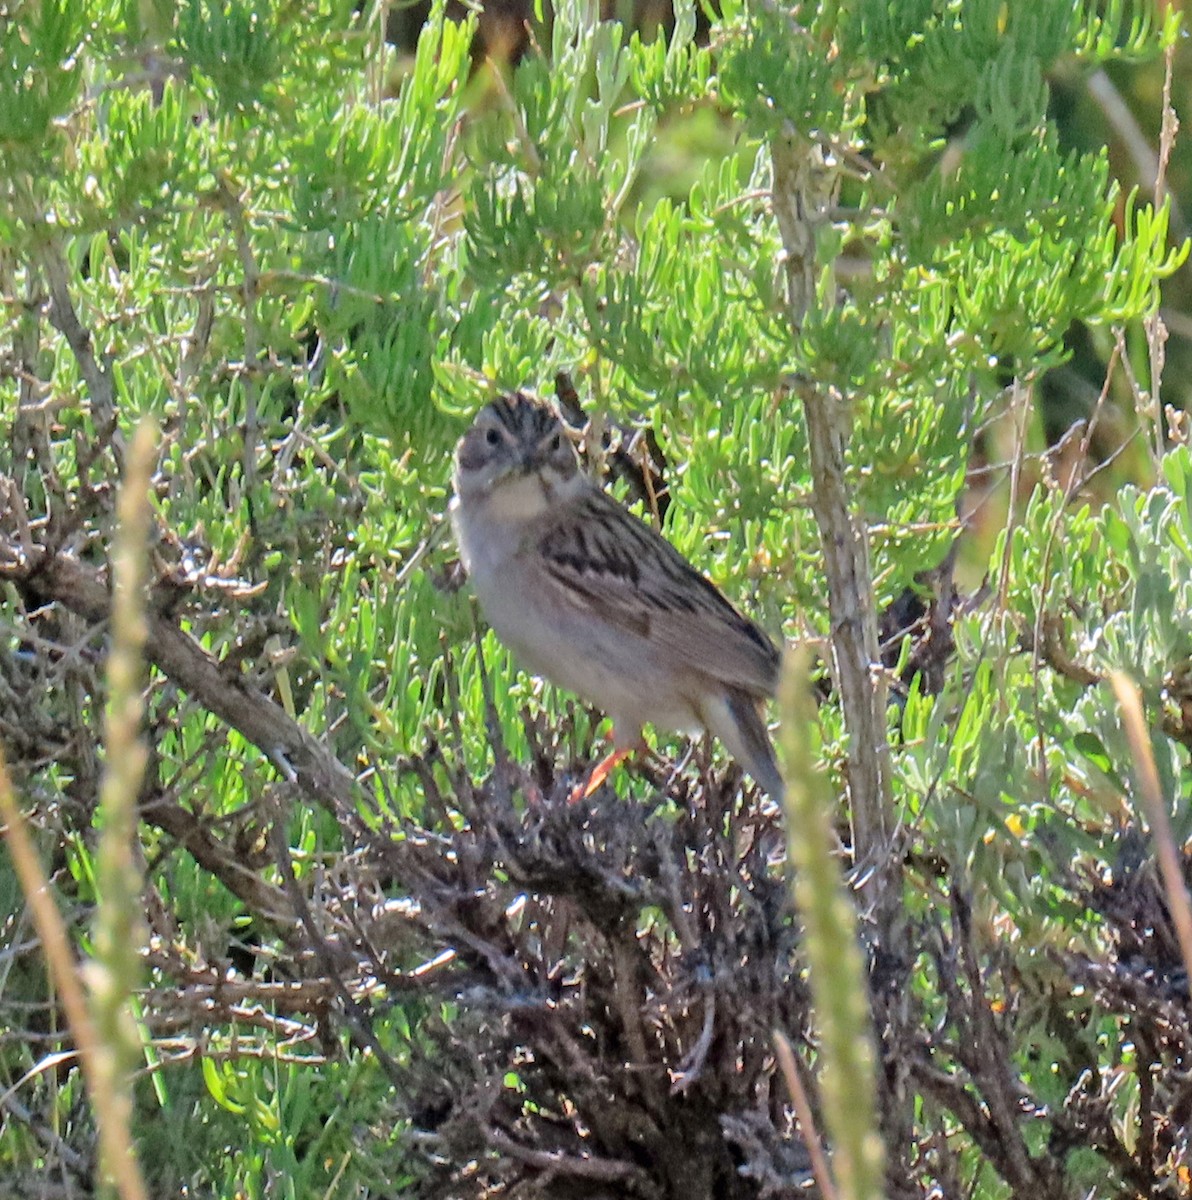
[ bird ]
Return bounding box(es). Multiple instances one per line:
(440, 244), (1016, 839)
(449, 390), (783, 800)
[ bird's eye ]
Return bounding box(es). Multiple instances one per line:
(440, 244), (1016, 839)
(484, 428), (501, 447)
(549, 433), (562, 452)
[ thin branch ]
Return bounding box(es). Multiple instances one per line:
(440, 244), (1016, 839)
(1084, 65), (1184, 240)
(266, 798), (409, 1088)
(771, 129), (894, 921)
(774, 1030), (838, 1200)
(39, 241), (123, 460)
(670, 992), (716, 1094)
(215, 178), (262, 503)
(0, 751), (148, 1200)
(4, 549), (361, 819)
(483, 1125), (646, 1184)
(1111, 673), (1192, 998)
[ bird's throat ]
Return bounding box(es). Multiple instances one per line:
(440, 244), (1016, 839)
(483, 466), (588, 522)
(483, 471), (554, 522)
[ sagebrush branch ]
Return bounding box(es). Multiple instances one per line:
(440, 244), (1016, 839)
(770, 134), (895, 918)
(1, 534), (360, 819)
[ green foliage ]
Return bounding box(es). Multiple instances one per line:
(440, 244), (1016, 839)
(177, 0), (285, 112)
(0, 0), (87, 159)
(891, 435), (1192, 1192)
(716, 0), (857, 138)
(2, 0), (1190, 1194)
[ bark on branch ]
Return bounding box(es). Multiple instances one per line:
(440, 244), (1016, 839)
(4, 546), (360, 820)
(769, 133), (895, 922)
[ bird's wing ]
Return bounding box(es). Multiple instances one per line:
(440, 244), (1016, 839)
(535, 489), (780, 697)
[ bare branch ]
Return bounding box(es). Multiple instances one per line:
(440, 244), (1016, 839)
(5, 548), (360, 818)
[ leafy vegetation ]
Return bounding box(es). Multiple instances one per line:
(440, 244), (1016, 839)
(2, 0), (1191, 1196)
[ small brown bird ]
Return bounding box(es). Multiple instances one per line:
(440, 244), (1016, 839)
(450, 392), (783, 798)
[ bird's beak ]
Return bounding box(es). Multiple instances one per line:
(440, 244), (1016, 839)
(515, 446), (543, 476)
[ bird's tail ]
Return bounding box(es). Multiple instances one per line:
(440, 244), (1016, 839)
(718, 687), (785, 802)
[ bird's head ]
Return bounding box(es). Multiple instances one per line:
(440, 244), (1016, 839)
(452, 392), (584, 516)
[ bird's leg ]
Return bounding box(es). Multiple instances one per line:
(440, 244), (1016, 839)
(569, 727), (645, 803)
(570, 748), (632, 803)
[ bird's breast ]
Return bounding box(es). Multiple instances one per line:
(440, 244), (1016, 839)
(451, 489), (707, 739)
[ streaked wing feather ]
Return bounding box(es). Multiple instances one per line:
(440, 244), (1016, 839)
(537, 491), (779, 696)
